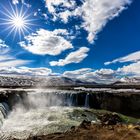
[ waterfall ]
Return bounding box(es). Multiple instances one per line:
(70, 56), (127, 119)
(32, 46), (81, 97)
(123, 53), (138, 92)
(0, 88), (99, 140)
(85, 93), (90, 107)
(14, 91), (91, 108)
(0, 89), (93, 127)
(69, 93), (75, 106)
(0, 102), (9, 126)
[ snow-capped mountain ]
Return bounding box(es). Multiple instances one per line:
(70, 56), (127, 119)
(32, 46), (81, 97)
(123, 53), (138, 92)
(0, 75), (97, 87)
(112, 77), (140, 86)
(120, 77), (140, 83)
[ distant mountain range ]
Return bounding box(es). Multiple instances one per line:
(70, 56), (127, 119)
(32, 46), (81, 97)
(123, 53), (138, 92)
(113, 77), (140, 85)
(0, 75), (97, 87)
(0, 75), (140, 87)
(120, 77), (140, 83)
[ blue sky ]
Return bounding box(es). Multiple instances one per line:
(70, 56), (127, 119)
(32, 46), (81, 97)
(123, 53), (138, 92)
(0, 0), (140, 83)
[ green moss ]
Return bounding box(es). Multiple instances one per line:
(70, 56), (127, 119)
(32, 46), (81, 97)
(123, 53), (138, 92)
(69, 108), (140, 124)
(119, 114), (140, 124)
(90, 109), (140, 124)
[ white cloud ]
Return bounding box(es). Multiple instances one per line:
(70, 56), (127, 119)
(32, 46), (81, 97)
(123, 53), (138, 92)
(95, 69), (115, 76)
(63, 68), (117, 84)
(12, 0), (31, 7)
(59, 10), (72, 23)
(0, 39), (10, 54)
(0, 59), (31, 67)
(63, 68), (92, 78)
(117, 61), (140, 76)
(0, 67), (52, 76)
(45, 0), (132, 43)
(104, 51), (140, 77)
(19, 29), (73, 56)
(81, 69), (116, 83)
(105, 51), (140, 65)
(12, 0), (25, 5)
(0, 55), (13, 61)
(12, 0), (19, 5)
(46, 0), (76, 14)
(50, 47), (89, 66)
(77, 0), (132, 43)
(0, 52), (31, 67)
(0, 39), (31, 67)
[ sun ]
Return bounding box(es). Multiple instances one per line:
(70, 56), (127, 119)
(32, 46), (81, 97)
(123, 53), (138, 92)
(8, 14), (28, 34)
(12, 16), (25, 28)
(0, 2), (35, 40)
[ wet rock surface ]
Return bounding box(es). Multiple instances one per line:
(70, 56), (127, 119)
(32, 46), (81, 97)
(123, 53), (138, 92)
(0, 88), (140, 117)
(13, 117), (140, 140)
(0, 88), (140, 140)
(97, 113), (123, 125)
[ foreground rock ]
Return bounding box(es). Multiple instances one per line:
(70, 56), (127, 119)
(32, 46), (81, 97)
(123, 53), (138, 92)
(17, 123), (140, 140)
(13, 114), (140, 140)
(97, 113), (123, 125)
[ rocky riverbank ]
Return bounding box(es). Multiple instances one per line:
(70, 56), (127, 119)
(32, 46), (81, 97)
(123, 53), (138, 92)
(0, 88), (140, 140)
(13, 114), (140, 140)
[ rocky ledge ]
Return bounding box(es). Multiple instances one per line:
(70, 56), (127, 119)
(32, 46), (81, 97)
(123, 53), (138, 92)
(13, 114), (140, 140)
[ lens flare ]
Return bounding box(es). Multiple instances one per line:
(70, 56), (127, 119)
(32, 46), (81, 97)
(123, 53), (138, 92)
(0, 1), (35, 40)
(12, 17), (24, 28)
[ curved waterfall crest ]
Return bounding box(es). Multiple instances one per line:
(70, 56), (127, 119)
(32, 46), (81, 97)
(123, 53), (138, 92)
(0, 89), (91, 126)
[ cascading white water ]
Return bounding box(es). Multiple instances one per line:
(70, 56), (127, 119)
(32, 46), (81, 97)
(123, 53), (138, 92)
(0, 102), (9, 127)
(0, 105), (5, 127)
(85, 93), (90, 107)
(0, 89), (98, 140)
(22, 89), (81, 108)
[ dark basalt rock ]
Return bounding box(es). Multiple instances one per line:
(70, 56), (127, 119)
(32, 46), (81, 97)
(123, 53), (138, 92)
(0, 89), (140, 118)
(79, 120), (91, 129)
(98, 113), (123, 125)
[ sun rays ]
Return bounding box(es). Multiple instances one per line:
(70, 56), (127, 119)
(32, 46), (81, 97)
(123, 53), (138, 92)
(0, 1), (35, 40)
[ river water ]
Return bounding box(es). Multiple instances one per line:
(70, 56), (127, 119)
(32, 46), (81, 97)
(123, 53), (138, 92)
(0, 89), (98, 140)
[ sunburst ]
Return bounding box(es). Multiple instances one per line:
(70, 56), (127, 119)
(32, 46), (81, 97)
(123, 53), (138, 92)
(0, 1), (35, 40)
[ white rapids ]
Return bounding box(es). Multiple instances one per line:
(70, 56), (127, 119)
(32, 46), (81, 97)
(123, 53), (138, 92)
(0, 89), (98, 140)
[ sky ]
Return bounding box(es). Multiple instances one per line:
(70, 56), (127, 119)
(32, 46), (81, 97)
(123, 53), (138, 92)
(0, 0), (140, 83)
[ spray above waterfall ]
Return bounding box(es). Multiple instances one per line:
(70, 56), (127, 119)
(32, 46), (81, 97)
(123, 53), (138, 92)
(0, 88), (99, 139)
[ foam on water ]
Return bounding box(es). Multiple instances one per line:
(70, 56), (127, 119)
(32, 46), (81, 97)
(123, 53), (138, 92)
(0, 89), (98, 139)
(0, 103), (9, 127)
